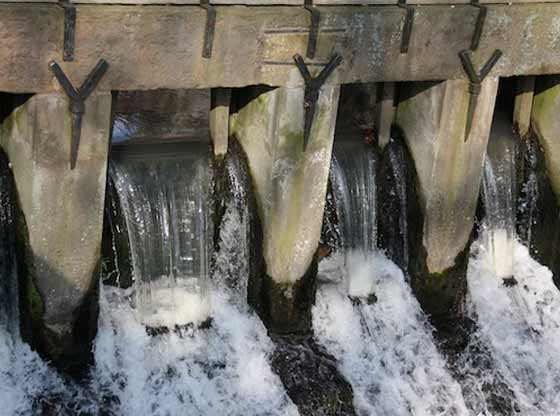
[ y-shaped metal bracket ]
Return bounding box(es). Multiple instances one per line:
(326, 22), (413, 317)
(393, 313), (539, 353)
(304, 0), (320, 59)
(293, 53), (343, 150)
(470, 0), (487, 51)
(60, 0), (76, 61)
(398, 0), (415, 54)
(458, 49), (502, 141)
(49, 59), (109, 169)
(200, 0), (216, 59)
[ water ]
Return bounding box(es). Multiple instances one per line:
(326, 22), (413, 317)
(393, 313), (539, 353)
(480, 122), (517, 279)
(0, 170), (296, 415)
(453, 237), (560, 416)
(314, 251), (470, 416)
(316, 140), (469, 415)
(453, 120), (560, 415)
(110, 144), (212, 327)
(330, 140), (378, 255)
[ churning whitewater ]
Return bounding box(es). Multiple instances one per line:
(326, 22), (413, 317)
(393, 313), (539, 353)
(313, 250), (470, 416)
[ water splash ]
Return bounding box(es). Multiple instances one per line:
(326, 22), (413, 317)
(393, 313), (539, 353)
(480, 120), (517, 279)
(313, 251), (469, 416)
(458, 237), (560, 416)
(109, 144), (212, 327)
(317, 140), (468, 415)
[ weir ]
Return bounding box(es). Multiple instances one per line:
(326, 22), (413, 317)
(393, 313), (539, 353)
(2, 1), (560, 415)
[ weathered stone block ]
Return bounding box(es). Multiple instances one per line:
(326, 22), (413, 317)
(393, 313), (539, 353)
(1, 92), (112, 371)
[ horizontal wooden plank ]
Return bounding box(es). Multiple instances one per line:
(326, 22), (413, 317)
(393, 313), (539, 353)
(0, 3), (559, 93)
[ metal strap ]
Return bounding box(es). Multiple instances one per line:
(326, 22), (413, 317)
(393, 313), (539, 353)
(470, 0), (487, 51)
(458, 49), (502, 141)
(61, 0), (76, 62)
(200, 0), (216, 59)
(304, 0), (320, 59)
(398, 0), (415, 54)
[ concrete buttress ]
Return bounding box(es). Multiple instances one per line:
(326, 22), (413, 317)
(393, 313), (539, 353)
(1, 92), (112, 370)
(231, 85), (340, 332)
(396, 79), (498, 322)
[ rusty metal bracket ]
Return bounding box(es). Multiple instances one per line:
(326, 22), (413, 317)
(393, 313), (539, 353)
(49, 59), (109, 169)
(304, 0), (320, 59)
(200, 0), (216, 59)
(470, 0), (487, 51)
(458, 49), (502, 141)
(398, 0), (415, 54)
(60, 0), (76, 61)
(293, 53), (343, 150)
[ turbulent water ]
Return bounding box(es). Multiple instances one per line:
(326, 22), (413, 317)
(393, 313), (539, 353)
(0, 206), (297, 416)
(314, 251), (470, 416)
(456, 237), (560, 416)
(317, 141), (469, 415)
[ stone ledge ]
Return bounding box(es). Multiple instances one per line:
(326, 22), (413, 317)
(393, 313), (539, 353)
(0, 3), (559, 92)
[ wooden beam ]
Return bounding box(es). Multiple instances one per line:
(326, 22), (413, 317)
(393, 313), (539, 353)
(514, 76), (535, 138)
(210, 88), (231, 158)
(375, 82), (396, 149)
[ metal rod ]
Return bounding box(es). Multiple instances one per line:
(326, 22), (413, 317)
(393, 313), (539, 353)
(305, 0), (320, 59)
(61, 0), (76, 62)
(470, 0), (487, 51)
(398, 0), (415, 54)
(200, 0), (216, 59)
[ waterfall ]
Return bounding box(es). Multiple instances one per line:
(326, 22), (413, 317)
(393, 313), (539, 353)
(109, 143), (212, 327)
(454, 113), (560, 415)
(330, 140), (377, 255)
(480, 118), (517, 279)
(313, 139), (469, 415)
(91, 143), (297, 415)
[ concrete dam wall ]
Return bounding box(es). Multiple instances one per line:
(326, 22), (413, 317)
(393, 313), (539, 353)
(2, 2), (560, 414)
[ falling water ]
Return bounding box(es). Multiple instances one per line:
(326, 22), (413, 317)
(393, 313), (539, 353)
(92, 143), (297, 415)
(480, 119), (517, 279)
(110, 143), (212, 327)
(314, 139), (469, 415)
(454, 114), (560, 415)
(330, 140), (377, 255)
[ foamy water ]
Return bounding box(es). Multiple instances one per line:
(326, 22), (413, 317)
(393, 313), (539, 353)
(92, 285), (298, 416)
(313, 250), (469, 416)
(462, 236), (560, 415)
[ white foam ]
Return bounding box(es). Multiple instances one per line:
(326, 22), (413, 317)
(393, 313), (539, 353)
(92, 284), (298, 416)
(136, 278), (211, 328)
(465, 237), (560, 415)
(0, 327), (99, 415)
(481, 227), (515, 279)
(313, 250), (469, 416)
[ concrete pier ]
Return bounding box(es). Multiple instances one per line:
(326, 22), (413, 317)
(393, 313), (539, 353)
(1, 92), (112, 369)
(231, 85), (340, 332)
(396, 78), (498, 320)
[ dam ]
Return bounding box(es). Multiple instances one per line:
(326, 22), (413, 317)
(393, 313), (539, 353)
(2, 1), (560, 415)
